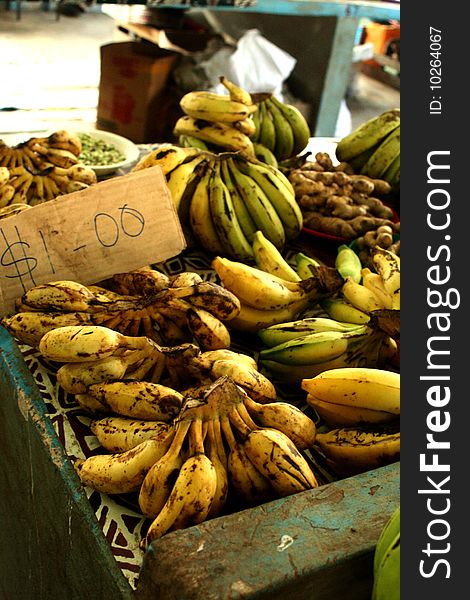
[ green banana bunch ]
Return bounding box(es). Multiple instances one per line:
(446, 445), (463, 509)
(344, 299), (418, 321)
(372, 506), (400, 600)
(251, 94), (311, 161)
(335, 109), (400, 193)
(258, 318), (397, 383)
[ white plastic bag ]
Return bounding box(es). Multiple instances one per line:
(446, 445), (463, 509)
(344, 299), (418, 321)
(201, 29), (297, 99)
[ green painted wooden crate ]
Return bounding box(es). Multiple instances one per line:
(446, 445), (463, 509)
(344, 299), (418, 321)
(0, 326), (399, 599)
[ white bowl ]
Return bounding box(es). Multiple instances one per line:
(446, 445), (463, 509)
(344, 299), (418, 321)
(75, 129), (140, 177)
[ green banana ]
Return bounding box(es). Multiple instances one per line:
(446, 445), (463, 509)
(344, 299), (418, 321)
(258, 101), (276, 152)
(258, 317), (363, 347)
(321, 298), (370, 324)
(381, 153), (400, 191)
(250, 107), (261, 143)
(227, 157), (286, 249)
(236, 156), (303, 240)
(220, 157), (258, 242)
(266, 98), (295, 161)
(336, 109), (400, 162)
(335, 244), (363, 283)
(178, 135), (209, 151)
(209, 162), (254, 261)
(270, 95), (311, 156)
(294, 252), (321, 280)
(372, 507), (400, 600)
(253, 142), (278, 167)
(361, 126), (400, 180)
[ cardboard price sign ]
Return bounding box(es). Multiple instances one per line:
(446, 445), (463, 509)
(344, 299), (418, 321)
(0, 166), (186, 315)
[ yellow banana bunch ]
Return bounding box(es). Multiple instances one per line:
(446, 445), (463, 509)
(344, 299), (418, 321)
(90, 416), (173, 452)
(251, 94), (311, 161)
(314, 425), (400, 476)
(302, 367), (400, 427)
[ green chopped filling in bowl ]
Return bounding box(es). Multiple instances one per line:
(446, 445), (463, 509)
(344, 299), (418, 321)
(78, 133), (126, 166)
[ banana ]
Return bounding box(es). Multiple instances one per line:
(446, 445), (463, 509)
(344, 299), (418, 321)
(132, 144), (200, 174)
(269, 95), (311, 156)
(220, 157), (258, 243)
(1, 311), (93, 348)
(250, 106), (261, 143)
(361, 126), (400, 180)
(244, 397), (316, 449)
(165, 153), (207, 213)
(169, 271), (203, 288)
(227, 298), (310, 333)
(38, 325), (125, 363)
(301, 367), (400, 415)
(40, 147), (79, 169)
(361, 268), (393, 310)
(258, 101), (276, 153)
(180, 90), (257, 122)
(252, 142), (278, 167)
(65, 164), (97, 185)
(46, 130), (82, 155)
(321, 298), (370, 325)
(373, 506), (400, 579)
(381, 153), (400, 191)
(198, 349), (258, 371)
(372, 247), (400, 309)
(252, 230), (301, 282)
(56, 356), (128, 394)
(138, 419), (191, 519)
(335, 109), (400, 162)
(257, 317), (362, 347)
(259, 354), (368, 384)
(87, 380), (183, 421)
(186, 305), (231, 351)
(173, 116), (255, 156)
(219, 76), (253, 106)
(237, 157), (303, 239)
(335, 244), (362, 283)
(306, 394), (398, 427)
(210, 359), (277, 403)
(188, 161), (225, 255)
(212, 256), (310, 311)
(0, 166), (10, 187)
(243, 428), (318, 497)
(258, 330), (356, 366)
(208, 162), (254, 261)
(294, 252), (321, 280)
(0, 183), (15, 207)
(143, 452), (217, 547)
(74, 436), (173, 494)
(183, 281), (241, 321)
(205, 419), (229, 518)
(233, 117), (257, 137)
(372, 527), (400, 600)
(90, 416), (173, 452)
(227, 157), (285, 248)
(314, 425), (400, 476)
(221, 416), (272, 507)
(20, 280), (97, 312)
(179, 135), (210, 151)
(342, 276), (386, 312)
(266, 98), (294, 161)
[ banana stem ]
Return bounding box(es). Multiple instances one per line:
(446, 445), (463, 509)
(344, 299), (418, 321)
(189, 419), (205, 455)
(220, 416), (238, 451)
(236, 402), (260, 431)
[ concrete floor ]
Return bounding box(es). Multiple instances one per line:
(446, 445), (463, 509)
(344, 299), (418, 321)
(0, 2), (400, 142)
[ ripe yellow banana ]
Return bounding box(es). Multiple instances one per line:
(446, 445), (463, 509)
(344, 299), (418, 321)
(180, 91), (257, 122)
(138, 419), (191, 519)
(165, 153), (207, 213)
(361, 268), (394, 309)
(252, 230), (301, 282)
(143, 452), (217, 546)
(321, 298), (370, 325)
(210, 359), (277, 403)
(90, 416), (173, 452)
(314, 425), (400, 476)
(221, 416), (272, 507)
(1, 311), (94, 348)
(372, 247), (400, 309)
(186, 306), (231, 351)
(205, 419), (229, 519)
(56, 355), (128, 394)
(21, 280), (97, 312)
(182, 280), (241, 322)
(244, 397), (316, 449)
(87, 380), (183, 421)
(212, 256), (311, 311)
(243, 428), (318, 497)
(132, 144), (200, 174)
(198, 349), (258, 371)
(342, 276), (385, 313)
(301, 367), (400, 416)
(38, 325), (125, 363)
(173, 116), (255, 156)
(306, 394), (396, 428)
(219, 76), (253, 106)
(227, 298), (310, 333)
(74, 436), (172, 494)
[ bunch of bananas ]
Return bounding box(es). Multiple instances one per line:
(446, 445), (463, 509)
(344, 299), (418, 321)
(0, 130), (97, 205)
(257, 317), (397, 383)
(302, 367), (400, 476)
(372, 506), (400, 600)
(336, 109), (400, 193)
(212, 253), (343, 333)
(1, 268), (241, 352)
(251, 93), (311, 162)
(323, 246), (400, 330)
(72, 375), (318, 547)
(132, 146), (303, 259)
(174, 77), (258, 157)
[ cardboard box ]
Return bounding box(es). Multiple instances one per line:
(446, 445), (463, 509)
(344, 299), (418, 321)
(97, 41), (180, 144)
